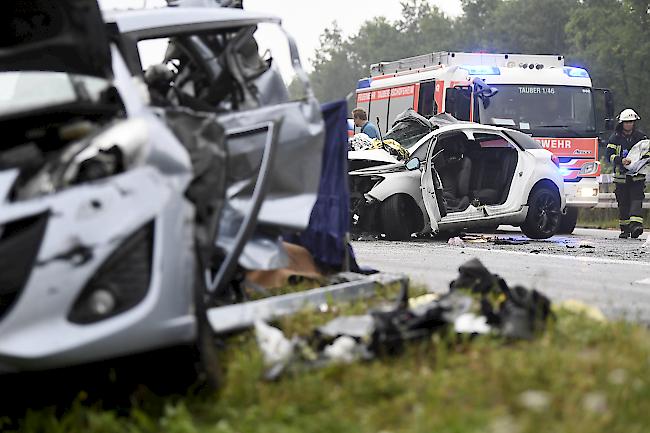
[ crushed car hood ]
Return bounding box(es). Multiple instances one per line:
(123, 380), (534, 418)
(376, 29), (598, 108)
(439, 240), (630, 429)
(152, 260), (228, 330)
(349, 161), (405, 176)
(390, 108), (434, 130)
(429, 112), (462, 127)
(348, 148), (398, 164)
(0, 0), (112, 78)
(389, 110), (459, 131)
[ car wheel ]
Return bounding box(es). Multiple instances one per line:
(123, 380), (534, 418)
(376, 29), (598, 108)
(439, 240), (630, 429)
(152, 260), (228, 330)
(557, 207), (578, 234)
(379, 195), (418, 241)
(521, 186), (561, 239)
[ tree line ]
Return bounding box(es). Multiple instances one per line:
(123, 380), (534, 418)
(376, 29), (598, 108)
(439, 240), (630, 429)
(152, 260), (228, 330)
(301, 0), (650, 132)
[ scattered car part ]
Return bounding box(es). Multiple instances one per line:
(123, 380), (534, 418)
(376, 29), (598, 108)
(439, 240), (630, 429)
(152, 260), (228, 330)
(253, 258), (553, 379)
(448, 237), (465, 247)
(493, 237), (530, 246)
(349, 133), (373, 151)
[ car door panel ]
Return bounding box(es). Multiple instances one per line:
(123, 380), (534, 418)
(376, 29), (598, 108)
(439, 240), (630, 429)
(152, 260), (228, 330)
(463, 130), (523, 217)
(420, 137), (441, 232)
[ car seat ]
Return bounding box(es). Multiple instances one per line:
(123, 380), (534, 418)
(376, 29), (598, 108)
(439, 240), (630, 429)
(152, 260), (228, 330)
(439, 153), (472, 212)
(471, 149), (517, 205)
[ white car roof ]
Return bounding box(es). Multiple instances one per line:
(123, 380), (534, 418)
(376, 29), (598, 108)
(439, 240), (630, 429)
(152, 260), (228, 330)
(435, 122), (506, 134)
(104, 7), (280, 34)
(423, 122), (510, 140)
(405, 122), (516, 153)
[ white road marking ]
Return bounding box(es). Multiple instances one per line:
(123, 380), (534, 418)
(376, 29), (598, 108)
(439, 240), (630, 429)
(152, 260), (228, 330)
(634, 278), (650, 285)
(457, 246), (650, 267)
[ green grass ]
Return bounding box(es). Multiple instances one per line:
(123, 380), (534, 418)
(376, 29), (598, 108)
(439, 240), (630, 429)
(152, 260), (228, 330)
(578, 208), (650, 229)
(5, 288), (650, 433)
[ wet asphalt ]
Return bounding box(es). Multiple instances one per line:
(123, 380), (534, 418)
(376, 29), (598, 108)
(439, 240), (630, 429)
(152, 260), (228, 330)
(352, 227), (650, 323)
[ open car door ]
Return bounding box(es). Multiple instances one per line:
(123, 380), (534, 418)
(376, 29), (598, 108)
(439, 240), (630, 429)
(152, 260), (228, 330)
(420, 137), (444, 233)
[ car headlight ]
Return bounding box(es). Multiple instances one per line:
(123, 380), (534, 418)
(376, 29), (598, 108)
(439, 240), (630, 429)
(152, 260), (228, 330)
(17, 119), (149, 200)
(579, 161), (599, 175)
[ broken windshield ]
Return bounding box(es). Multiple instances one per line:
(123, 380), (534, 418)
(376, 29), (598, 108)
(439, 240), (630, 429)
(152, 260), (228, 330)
(478, 85), (596, 133)
(0, 72), (111, 117)
(384, 121), (432, 149)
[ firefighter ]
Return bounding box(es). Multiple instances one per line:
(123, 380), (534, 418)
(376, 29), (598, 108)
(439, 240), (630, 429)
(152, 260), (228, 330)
(605, 109), (648, 238)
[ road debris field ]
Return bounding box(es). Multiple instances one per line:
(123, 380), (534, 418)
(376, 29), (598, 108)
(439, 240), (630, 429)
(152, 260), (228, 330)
(3, 253), (650, 433)
(354, 226), (650, 322)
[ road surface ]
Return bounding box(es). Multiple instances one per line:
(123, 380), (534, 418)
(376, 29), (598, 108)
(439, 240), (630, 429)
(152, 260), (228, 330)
(353, 227), (650, 322)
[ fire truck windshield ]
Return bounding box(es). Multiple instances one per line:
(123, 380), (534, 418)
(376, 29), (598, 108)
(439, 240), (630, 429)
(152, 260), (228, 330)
(478, 85), (596, 134)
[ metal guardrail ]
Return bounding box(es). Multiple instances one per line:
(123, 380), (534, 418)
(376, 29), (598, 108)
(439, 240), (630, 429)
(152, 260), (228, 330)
(595, 174), (650, 209)
(207, 272), (408, 334)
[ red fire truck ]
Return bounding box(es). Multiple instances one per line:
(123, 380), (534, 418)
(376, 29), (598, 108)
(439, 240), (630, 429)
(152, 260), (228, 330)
(355, 52), (614, 233)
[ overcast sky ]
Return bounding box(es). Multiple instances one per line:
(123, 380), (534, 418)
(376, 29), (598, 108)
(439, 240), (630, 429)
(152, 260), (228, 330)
(100, 0), (463, 72)
(244, 0), (463, 69)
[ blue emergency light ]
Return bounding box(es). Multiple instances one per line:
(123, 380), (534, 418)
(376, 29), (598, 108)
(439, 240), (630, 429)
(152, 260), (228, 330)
(459, 65), (501, 75)
(563, 67), (590, 78)
(357, 78), (371, 89)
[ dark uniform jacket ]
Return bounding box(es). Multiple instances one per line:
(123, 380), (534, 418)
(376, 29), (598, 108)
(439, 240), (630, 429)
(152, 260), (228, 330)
(605, 129), (648, 182)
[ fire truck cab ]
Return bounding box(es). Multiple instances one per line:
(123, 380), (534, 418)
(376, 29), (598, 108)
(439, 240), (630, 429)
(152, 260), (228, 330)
(355, 52), (614, 233)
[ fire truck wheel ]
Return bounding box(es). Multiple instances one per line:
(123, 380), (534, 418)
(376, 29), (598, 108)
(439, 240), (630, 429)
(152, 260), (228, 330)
(521, 186), (562, 239)
(557, 207), (578, 234)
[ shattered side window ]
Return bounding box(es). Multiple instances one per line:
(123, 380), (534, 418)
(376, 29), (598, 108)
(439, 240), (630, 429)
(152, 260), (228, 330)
(137, 34), (235, 110)
(252, 23), (303, 102)
(136, 38), (182, 106)
(136, 23), (298, 111)
(137, 38), (171, 72)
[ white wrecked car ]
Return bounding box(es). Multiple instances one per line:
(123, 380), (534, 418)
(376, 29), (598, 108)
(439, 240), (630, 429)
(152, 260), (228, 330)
(350, 117), (565, 240)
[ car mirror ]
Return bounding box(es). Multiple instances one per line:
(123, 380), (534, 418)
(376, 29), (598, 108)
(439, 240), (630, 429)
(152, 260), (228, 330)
(405, 157), (421, 171)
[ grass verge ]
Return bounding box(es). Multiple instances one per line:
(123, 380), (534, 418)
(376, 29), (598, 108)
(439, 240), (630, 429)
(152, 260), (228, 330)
(578, 208), (650, 230)
(4, 287), (650, 433)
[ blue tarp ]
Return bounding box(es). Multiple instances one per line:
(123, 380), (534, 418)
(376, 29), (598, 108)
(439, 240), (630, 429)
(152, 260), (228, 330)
(293, 100), (360, 271)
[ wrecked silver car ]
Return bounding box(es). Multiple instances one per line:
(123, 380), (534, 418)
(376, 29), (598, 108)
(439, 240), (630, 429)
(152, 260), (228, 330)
(0, 0), (323, 379)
